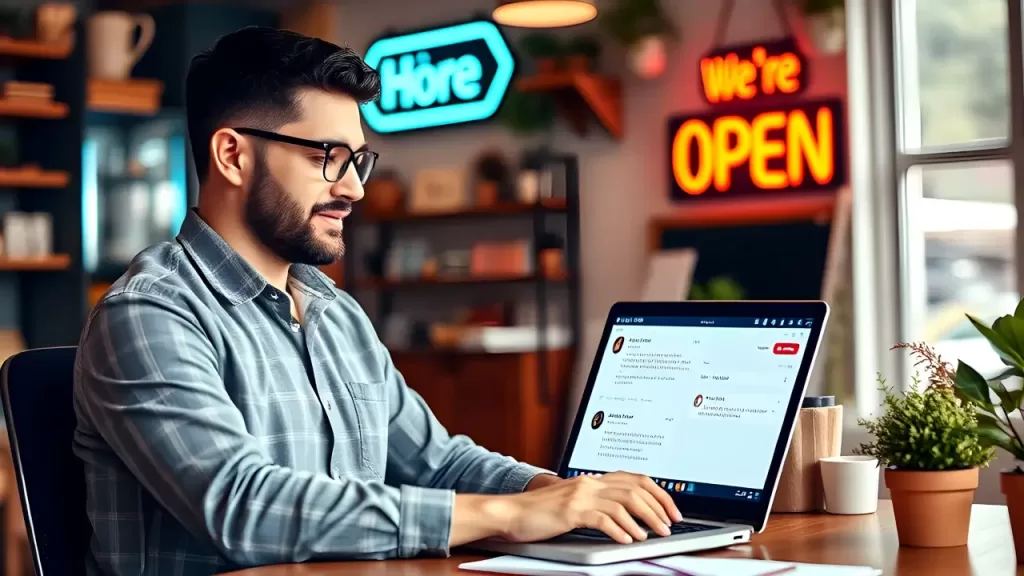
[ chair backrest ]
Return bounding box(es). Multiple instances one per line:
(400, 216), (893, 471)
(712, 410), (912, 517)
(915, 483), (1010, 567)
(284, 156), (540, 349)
(1, 347), (88, 576)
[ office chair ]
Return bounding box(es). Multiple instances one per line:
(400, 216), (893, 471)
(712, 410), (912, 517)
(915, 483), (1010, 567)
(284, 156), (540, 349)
(1, 347), (89, 576)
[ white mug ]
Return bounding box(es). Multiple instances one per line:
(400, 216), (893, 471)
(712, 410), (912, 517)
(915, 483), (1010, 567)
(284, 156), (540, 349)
(820, 455), (880, 515)
(86, 11), (155, 80)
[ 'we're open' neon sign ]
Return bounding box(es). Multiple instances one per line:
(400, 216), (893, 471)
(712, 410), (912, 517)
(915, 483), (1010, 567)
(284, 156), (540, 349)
(668, 39), (844, 201)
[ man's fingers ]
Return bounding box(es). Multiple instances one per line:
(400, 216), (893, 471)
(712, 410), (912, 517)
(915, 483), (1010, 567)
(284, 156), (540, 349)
(599, 501), (648, 542)
(616, 489), (670, 536)
(632, 486), (672, 530)
(641, 475), (683, 522)
(581, 510), (633, 544)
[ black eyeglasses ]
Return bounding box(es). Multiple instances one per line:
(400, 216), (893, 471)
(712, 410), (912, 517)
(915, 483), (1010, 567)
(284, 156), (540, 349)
(233, 127), (379, 184)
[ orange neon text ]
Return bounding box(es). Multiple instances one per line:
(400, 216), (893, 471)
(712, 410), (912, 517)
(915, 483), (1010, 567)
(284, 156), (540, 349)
(671, 106), (836, 196)
(700, 45), (803, 104)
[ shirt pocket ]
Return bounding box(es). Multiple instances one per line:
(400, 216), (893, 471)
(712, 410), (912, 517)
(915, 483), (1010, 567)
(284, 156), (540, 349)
(344, 380), (389, 477)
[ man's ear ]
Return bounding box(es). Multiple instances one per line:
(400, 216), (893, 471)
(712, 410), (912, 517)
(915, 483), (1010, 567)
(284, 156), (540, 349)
(210, 128), (249, 187)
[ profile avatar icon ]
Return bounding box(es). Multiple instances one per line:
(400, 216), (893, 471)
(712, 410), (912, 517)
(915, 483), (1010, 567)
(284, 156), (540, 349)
(591, 411), (605, 429)
(693, 394), (704, 408)
(612, 336), (625, 354)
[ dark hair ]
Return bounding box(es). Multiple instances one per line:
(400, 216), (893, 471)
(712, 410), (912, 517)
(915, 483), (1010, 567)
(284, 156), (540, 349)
(186, 26), (380, 182)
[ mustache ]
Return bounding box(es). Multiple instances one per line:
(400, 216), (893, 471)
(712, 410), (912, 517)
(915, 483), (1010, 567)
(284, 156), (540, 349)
(311, 200), (352, 215)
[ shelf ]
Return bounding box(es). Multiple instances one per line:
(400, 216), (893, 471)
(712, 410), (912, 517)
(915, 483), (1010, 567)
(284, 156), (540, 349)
(0, 167), (68, 188)
(362, 271), (568, 290)
(0, 37), (73, 60)
(87, 78), (164, 115)
(365, 199), (567, 223)
(0, 99), (68, 119)
(0, 254), (71, 271)
(517, 71), (623, 139)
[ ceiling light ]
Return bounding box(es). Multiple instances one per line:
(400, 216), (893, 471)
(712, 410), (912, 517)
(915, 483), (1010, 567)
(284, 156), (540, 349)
(493, 0), (597, 28)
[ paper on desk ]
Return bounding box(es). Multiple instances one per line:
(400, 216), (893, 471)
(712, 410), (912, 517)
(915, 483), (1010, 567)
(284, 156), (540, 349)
(459, 555), (882, 576)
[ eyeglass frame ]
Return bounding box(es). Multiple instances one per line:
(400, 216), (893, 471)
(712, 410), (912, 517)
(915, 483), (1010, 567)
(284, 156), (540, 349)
(232, 127), (379, 184)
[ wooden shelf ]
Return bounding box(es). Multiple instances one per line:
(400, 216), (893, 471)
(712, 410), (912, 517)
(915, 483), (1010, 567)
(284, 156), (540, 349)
(0, 254), (71, 271)
(362, 271), (568, 290)
(0, 37), (72, 60)
(517, 71), (623, 139)
(365, 199), (567, 223)
(87, 78), (164, 115)
(0, 167), (68, 188)
(0, 99), (68, 119)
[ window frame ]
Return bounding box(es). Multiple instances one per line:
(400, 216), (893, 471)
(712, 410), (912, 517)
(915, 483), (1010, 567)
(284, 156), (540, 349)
(853, 0), (1024, 417)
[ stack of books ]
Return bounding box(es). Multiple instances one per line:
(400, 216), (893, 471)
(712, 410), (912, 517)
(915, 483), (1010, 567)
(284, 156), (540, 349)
(87, 78), (163, 115)
(2, 81), (54, 104)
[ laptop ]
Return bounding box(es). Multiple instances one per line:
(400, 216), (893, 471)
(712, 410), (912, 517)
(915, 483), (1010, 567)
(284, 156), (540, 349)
(473, 300), (830, 565)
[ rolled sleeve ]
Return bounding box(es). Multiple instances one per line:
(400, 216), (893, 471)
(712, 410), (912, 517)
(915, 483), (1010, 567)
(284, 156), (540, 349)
(501, 463), (556, 493)
(398, 485), (455, 558)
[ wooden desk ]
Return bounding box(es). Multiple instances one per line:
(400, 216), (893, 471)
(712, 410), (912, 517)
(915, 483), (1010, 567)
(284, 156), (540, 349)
(222, 501), (1023, 575)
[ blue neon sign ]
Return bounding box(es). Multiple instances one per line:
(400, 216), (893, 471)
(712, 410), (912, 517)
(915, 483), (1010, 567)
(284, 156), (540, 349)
(362, 20), (515, 134)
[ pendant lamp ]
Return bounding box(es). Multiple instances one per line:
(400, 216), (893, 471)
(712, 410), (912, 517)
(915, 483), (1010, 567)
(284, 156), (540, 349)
(492, 0), (597, 28)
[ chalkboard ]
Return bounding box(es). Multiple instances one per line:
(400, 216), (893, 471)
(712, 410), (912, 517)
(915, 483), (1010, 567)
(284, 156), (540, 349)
(658, 219), (832, 300)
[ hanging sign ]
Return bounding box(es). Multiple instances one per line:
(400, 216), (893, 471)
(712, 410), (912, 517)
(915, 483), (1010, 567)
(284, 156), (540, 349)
(668, 39), (844, 201)
(361, 20), (515, 134)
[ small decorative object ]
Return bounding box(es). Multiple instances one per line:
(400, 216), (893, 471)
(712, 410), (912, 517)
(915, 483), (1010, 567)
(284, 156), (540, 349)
(537, 232), (565, 279)
(794, 0), (845, 55)
(2, 212), (30, 257)
(86, 11), (156, 80)
(498, 89), (556, 136)
(472, 150), (511, 208)
(565, 35), (601, 72)
(820, 455), (880, 515)
(517, 170), (540, 204)
(856, 343), (995, 548)
(599, 0), (676, 80)
(438, 249), (472, 277)
(26, 212), (52, 256)
(952, 299), (1024, 563)
(35, 3), (75, 46)
(772, 396), (842, 513)
(365, 168), (405, 215)
(689, 276), (744, 300)
(520, 32), (561, 74)
(469, 240), (531, 277)
(410, 168), (467, 214)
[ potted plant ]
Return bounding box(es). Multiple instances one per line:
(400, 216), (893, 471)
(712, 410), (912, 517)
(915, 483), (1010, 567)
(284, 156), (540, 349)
(856, 343), (995, 548)
(795, 0), (845, 55)
(565, 35), (601, 72)
(953, 301), (1024, 563)
(689, 276), (744, 300)
(599, 0), (677, 80)
(520, 33), (562, 74)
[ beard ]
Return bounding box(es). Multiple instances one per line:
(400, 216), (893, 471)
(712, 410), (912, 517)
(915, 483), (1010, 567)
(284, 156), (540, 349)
(244, 157), (349, 266)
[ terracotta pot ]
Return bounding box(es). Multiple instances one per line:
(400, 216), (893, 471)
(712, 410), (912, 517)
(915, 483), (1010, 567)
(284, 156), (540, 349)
(366, 178), (403, 215)
(1001, 471), (1024, 563)
(536, 57), (558, 74)
(885, 467), (978, 547)
(476, 182), (498, 207)
(539, 248), (564, 279)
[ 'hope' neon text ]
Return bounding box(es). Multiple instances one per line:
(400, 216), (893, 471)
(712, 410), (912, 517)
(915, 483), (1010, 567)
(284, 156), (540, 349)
(379, 52), (483, 112)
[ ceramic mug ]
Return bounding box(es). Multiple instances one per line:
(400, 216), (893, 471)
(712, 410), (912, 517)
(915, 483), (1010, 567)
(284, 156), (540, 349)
(820, 455), (880, 515)
(86, 11), (155, 80)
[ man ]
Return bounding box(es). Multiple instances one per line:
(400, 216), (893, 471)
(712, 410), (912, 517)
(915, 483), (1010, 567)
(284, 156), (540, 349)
(73, 27), (681, 576)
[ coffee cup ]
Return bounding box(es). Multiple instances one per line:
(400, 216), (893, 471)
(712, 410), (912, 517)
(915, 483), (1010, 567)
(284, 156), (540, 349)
(820, 455), (880, 515)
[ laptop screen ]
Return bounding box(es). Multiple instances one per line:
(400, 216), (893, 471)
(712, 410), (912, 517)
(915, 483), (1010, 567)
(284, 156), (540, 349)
(565, 314), (816, 504)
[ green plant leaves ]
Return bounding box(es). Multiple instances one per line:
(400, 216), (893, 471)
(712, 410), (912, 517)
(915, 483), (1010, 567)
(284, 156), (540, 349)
(954, 361), (991, 407)
(967, 313), (1024, 370)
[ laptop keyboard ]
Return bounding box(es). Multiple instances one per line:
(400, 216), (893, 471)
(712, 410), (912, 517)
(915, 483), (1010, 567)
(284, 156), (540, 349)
(568, 521), (718, 541)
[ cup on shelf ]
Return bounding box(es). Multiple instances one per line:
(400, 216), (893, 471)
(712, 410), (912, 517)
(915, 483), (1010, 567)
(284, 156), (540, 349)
(820, 455), (881, 515)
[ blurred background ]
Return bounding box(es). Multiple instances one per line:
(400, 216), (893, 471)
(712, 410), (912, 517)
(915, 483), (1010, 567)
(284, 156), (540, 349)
(0, 0), (1016, 570)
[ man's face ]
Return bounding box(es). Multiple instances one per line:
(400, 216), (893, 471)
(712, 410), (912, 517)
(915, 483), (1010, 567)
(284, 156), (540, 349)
(245, 89), (366, 265)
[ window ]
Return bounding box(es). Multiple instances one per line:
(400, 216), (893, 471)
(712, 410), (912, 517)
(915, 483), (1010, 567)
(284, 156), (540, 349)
(893, 0), (1021, 384)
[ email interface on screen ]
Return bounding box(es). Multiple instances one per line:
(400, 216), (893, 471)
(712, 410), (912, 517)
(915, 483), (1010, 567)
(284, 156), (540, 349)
(566, 315), (815, 503)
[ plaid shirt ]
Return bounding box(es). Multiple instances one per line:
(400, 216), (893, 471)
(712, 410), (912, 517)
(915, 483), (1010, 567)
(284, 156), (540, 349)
(73, 210), (546, 576)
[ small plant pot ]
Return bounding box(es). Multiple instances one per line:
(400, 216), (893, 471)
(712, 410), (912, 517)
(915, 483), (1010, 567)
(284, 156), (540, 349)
(565, 54), (592, 72)
(804, 6), (846, 55)
(366, 178), (404, 216)
(476, 181), (498, 207)
(1001, 471), (1024, 563)
(536, 57), (558, 74)
(539, 248), (564, 279)
(885, 467), (978, 547)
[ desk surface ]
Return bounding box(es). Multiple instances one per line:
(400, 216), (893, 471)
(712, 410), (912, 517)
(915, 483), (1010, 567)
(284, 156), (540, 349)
(222, 500), (1023, 575)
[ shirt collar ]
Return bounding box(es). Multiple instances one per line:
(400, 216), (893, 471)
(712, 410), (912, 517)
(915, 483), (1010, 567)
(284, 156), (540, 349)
(177, 209), (337, 305)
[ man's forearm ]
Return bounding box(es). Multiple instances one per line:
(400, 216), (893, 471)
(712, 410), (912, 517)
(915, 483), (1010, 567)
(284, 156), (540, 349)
(449, 493), (516, 547)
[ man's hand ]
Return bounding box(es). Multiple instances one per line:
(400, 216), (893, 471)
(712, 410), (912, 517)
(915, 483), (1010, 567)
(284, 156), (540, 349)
(525, 473), (562, 491)
(450, 471), (682, 547)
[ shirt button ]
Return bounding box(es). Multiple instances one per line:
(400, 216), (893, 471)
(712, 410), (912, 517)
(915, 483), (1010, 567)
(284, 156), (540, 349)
(269, 292), (279, 300)
(290, 322), (300, 332)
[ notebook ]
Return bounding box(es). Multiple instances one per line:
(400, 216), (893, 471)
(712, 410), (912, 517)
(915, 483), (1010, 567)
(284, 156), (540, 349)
(459, 554), (883, 576)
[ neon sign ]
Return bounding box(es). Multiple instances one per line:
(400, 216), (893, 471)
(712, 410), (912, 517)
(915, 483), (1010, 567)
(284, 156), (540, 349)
(362, 20), (515, 134)
(668, 39), (843, 201)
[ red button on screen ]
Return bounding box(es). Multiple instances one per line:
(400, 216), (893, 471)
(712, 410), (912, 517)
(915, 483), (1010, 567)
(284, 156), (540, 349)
(774, 343), (800, 355)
